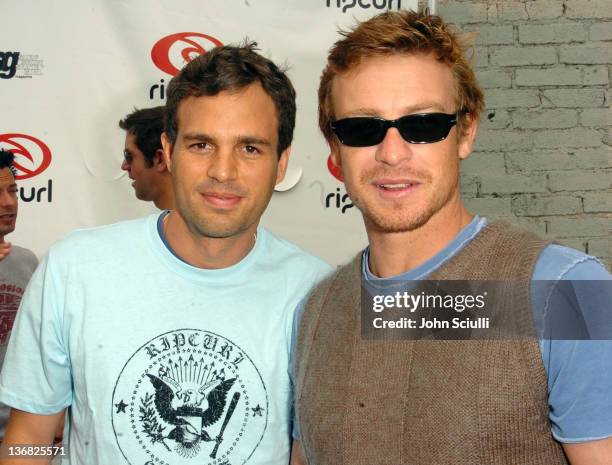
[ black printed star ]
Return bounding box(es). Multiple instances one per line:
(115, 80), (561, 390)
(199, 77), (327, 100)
(115, 400), (128, 413)
(251, 404), (264, 417)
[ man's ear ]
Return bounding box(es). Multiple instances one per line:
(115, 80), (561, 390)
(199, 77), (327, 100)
(275, 146), (290, 185)
(458, 114), (479, 160)
(328, 141), (344, 182)
(153, 149), (168, 173)
(160, 133), (173, 172)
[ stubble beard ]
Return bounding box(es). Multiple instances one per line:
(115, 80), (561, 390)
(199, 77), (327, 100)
(348, 168), (459, 234)
(134, 186), (149, 202)
(0, 223), (16, 238)
(172, 177), (254, 239)
(0, 209), (17, 238)
(177, 195), (250, 239)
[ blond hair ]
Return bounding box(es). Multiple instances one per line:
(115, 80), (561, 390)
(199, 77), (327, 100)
(319, 10), (485, 141)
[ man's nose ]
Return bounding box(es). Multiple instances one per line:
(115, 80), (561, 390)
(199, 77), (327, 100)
(207, 150), (238, 183)
(374, 127), (414, 166)
(0, 191), (16, 209)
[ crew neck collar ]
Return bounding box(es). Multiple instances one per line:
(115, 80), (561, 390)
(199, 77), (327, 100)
(363, 216), (487, 281)
(148, 211), (265, 283)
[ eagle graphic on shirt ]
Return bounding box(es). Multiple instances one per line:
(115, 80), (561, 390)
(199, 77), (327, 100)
(143, 358), (237, 458)
(112, 329), (269, 465)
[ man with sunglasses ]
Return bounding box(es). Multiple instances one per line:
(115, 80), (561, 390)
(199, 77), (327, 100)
(291, 10), (612, 465)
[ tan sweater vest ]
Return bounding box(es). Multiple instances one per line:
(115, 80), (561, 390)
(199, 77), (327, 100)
(295, 222), (568, 465)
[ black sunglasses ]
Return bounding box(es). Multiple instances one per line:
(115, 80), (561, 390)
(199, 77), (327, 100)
(330, 112), (460, 147)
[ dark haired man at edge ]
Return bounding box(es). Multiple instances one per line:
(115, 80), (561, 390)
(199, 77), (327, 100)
(0, 149), (38, 440)
(291, 11), (611, 465)
(0, 45), (330, 465)
(119, 106), (175, 210)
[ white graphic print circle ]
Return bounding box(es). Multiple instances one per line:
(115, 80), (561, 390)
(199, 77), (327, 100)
(112, 329), (268, 465)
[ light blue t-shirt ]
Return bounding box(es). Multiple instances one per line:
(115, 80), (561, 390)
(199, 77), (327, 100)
(291, 217), (612, 443)
(0, 214), (331, 465)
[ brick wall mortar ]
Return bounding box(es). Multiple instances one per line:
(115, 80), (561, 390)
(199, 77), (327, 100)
(438, 0), (612, 267)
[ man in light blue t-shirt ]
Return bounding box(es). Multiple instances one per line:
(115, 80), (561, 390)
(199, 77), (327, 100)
(0, 45), (330, 465)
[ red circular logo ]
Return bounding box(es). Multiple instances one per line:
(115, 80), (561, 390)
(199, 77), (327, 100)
(151, 32), (223, 76)
(0, 133), (52, 180)
(327, 154), (343, 182)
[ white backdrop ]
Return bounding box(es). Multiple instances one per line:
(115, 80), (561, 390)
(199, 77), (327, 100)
(2, 0), (418, 265)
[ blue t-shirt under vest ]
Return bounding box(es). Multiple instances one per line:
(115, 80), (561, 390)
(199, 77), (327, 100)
(291, 216), (612, 444)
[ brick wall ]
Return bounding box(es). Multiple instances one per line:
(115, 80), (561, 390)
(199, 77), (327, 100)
(436, 0), (611, 268)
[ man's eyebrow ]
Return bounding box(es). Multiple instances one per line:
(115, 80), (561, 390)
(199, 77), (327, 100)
(237, 136), (272, 147)
(342, 102), (450, 117)
(183, 132), (272, 147)
(402, 102), (450, 113)
(343, 108), (380, 117)
(182, 132), (214, 142)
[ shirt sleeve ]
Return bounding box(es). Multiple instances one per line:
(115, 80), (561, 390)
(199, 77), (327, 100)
(0, 247), (72, 413)
(289, 298), (307, 441)
(533, 245), (612, 443)
(288, 262), (333, 441)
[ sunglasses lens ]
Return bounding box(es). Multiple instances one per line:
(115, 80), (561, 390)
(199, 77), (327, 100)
(332, 113), (458, 146)
(398, 114), (455, 143)
(332, 118), (386, 147)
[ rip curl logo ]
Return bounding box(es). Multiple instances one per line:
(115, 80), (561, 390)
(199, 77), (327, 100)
(306, 155), (354, 214)
(0, 133), (52, 180)
(151, 32), (223, 76)
(326, 0), (402, 13)
(112, 329), (268, 465)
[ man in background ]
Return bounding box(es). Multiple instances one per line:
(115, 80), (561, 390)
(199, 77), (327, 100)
(0, 149), (37, 439)
(119, 106), (175, 210)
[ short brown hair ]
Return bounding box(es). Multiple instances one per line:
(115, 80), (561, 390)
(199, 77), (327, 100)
(0, 149), (16, 177)
(119, 106), (165, 167)
(165, 43), (296, 157)
(319, 10), (485, 142)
